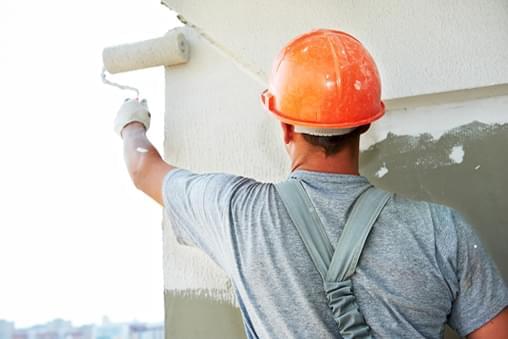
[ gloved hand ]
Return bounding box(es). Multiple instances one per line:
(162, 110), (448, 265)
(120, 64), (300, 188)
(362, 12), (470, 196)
(114, 98), (151, 137)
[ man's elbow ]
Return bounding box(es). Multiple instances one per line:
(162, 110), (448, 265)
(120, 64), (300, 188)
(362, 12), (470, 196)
(131, 168), (147, 191)
(127, 149), (171, 205)
(128, 154), (153, 192)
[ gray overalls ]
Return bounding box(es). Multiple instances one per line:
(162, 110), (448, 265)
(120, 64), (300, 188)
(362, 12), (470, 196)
(275, 179), (392, 339)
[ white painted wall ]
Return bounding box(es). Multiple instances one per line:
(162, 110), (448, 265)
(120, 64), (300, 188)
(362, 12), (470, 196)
(162, 0), (508, 99)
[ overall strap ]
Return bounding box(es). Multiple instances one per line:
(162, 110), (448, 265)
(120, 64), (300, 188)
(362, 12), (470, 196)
(326, 187), (392, 282)
(275, 179), (392, 339)
(324, 186), (391, 339)
(275, 179), (334, 281)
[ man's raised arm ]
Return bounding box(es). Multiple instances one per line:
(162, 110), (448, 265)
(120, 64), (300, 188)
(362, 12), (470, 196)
(114, 99), (173, 205)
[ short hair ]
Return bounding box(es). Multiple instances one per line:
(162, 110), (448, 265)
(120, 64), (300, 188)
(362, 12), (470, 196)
(301, 127), (364, 157)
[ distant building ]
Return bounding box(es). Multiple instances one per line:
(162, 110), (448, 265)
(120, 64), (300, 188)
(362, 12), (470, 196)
(0, 320), (14, 339)
(93, 319), (129, 339)
(0, 319), (162, 339)
(10, 319), (72, 339)
(129, 324), (163, 339)
(63, 325), (93, 339)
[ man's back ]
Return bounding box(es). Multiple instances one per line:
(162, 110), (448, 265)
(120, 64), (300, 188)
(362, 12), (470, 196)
(163, 169), (508, 338)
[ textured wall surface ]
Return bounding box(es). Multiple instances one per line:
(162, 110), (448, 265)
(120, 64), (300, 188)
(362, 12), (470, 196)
(162, 0), (508, 99)
(160, 2), (508, 338)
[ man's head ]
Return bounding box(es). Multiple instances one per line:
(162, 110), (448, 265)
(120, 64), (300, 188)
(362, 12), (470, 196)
(261, 29), (384, 171)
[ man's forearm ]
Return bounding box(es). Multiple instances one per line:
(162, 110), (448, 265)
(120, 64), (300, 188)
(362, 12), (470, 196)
(121, 122), (173, 205)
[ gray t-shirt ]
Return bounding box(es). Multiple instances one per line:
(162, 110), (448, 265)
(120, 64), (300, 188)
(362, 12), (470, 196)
(163, 169), (508, 338)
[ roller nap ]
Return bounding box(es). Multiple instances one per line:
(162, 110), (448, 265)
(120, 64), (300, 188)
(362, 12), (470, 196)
(102, 30), (190, 74)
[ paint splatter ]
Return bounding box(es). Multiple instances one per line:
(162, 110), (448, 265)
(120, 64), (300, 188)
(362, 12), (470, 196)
(449, 145), (464, 164)
(354, 80), (362, 90)
(375, 163), (389, 178)
(136, 147), (148, 153)
(325, 80), (335, 89)
(474, 165), (481, 170)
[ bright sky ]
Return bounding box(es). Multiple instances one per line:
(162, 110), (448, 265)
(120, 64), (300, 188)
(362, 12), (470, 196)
(0, 0), (180, 327)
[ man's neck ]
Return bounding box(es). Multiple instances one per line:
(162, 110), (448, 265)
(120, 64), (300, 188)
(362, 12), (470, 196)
(290, 146), (360, 176)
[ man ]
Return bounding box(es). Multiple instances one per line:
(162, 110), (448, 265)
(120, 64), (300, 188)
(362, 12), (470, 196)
(114, 30), (508, 338)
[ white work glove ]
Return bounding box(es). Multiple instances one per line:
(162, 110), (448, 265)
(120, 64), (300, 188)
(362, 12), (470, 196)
(114, 98), (151, 137)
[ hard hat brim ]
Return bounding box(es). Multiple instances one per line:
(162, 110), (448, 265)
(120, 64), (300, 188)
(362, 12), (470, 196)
(261, 90), (385, 129)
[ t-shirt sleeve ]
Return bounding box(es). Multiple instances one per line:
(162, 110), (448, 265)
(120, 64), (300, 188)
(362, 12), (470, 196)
(445, 208), (508, 336)
(162, 168), (253, 271)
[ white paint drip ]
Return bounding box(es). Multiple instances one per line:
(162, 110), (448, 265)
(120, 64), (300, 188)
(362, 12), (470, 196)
(136, 147), (148, 153)
(449, 145), (465, 164)
(474, 165), (481, 170)
(473, 244), (478, 249)
(354, 80), (362, 90)
(375, 163), (389, 178)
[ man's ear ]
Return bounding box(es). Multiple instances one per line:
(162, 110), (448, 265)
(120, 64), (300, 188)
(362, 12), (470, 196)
(357, 124), (371, 135)
(281, 122), (294, 144)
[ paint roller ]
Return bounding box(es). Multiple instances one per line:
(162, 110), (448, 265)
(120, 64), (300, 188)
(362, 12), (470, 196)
(101, 29), (190, 97)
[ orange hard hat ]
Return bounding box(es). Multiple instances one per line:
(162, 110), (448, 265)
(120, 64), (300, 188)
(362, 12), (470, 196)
(261, 29), (384, 135)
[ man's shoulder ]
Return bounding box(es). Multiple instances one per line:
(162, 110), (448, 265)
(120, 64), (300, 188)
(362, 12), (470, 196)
(165, 168), (265, 189)
(382, 190), (463, 234)
(387, 191), (456, 216)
